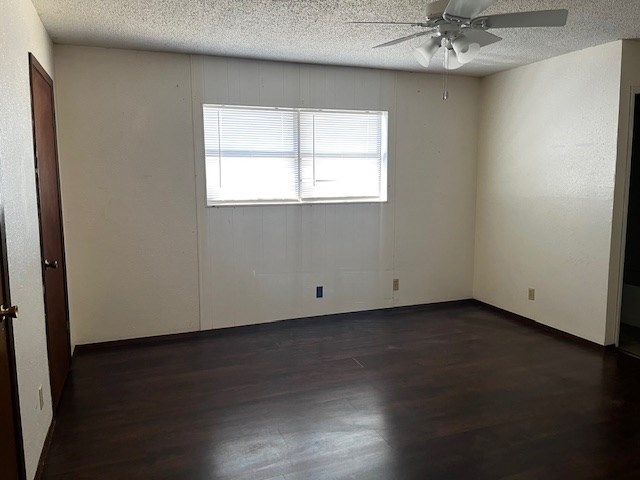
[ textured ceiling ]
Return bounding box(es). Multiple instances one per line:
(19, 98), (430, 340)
(31, 0), (639, 76)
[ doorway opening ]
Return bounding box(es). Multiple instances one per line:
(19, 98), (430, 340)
(619, 93), (640, 357)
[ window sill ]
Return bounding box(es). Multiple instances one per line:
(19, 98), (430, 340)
(207, 198), (388, 207)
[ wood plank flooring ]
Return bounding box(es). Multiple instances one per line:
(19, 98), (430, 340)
(42, 302), (640, 479)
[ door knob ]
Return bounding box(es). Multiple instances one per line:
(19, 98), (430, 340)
(0, 305), (18, 318)
(44, 259), (58, 269)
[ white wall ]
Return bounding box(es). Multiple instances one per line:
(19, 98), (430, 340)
(193, 57), (479, 328)
(0, 0), (54, 477)
(474, 42), (623, 345)
(54, 46), (200, 345)
(54, 46), (480, 341)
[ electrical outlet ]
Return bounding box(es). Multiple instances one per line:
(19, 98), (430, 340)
(316, 286), (323, 298)
(38, 385), (44, 410)
(528, 288), (535, 301)
(393, 278), (399, 291)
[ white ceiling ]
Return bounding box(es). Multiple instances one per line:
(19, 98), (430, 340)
(31, 0), (640, 76)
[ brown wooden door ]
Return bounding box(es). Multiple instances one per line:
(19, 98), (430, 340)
(29, 54), (71, 409)
(0, 208), (26, 480)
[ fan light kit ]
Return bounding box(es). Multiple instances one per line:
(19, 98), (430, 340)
(350, 0), (568, 99)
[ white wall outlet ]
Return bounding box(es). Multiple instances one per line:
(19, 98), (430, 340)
(38, 385), (44, 410)
(393, 278), (399, 291)
(528, 288), (535, 301)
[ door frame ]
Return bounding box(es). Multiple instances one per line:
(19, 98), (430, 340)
(28, 52), (72, 407)
(614, 86), (640, 347)
(0, 206), (27, 480)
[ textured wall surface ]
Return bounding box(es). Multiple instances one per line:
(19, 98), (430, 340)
(0, 0), (54, 477)
(53, 46), (200, 345)
(474, 41), (623, 345)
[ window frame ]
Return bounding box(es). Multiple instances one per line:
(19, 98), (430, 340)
(203, 104), (389, 207)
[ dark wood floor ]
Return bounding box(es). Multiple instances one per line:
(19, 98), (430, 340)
(43, 302), (640, 479)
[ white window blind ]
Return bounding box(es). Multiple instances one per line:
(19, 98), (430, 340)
(203, 105), (388, 206)
(204, 106), (298, 204)
(300, 110), (385, 200)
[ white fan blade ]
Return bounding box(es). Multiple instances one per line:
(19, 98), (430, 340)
(373, 31), (432, 49)
(349, 21), (430, 27)
(462, 29), (502, 47)
(444, 0), (497, 19)
(425, 0), (450, 17)
(481, 9), (568, 29)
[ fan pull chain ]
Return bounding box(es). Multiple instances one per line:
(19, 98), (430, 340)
(443, 48), (449, 100)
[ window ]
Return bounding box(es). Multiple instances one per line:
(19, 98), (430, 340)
(203, 105), (388, 206)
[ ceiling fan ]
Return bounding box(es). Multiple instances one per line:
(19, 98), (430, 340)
(350, 0), (569, 71)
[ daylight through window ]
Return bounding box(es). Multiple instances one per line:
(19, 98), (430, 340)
(203, 105), (388, 205)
